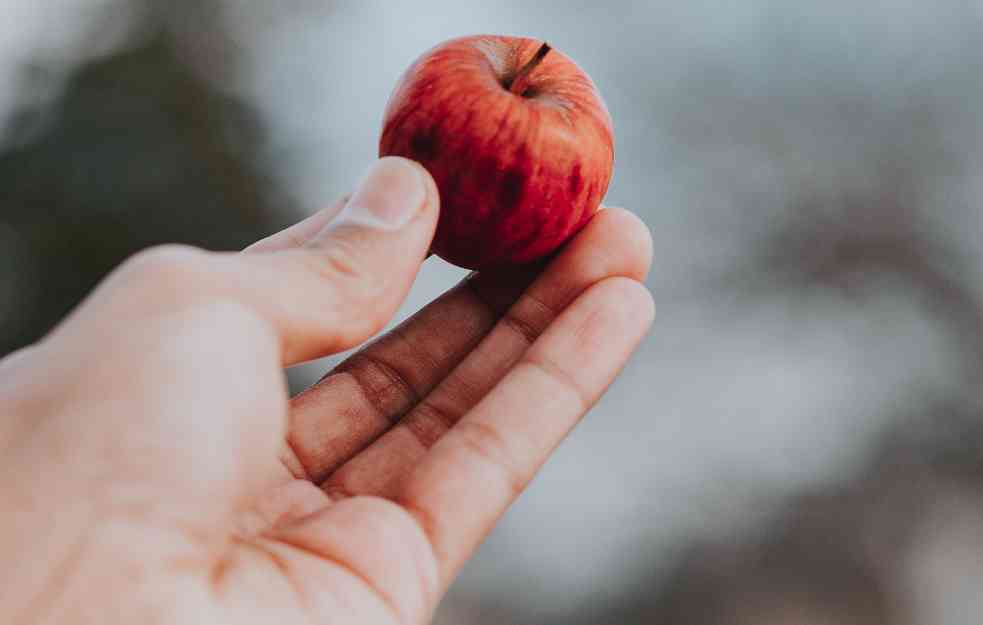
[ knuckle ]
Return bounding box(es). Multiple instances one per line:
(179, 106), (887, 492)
(127, 244), (204, 273)
(117, 244), (210, 298)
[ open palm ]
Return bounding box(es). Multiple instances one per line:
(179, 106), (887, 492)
(0, 158), (652, 625)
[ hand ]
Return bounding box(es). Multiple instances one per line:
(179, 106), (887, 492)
(0, 157), (653, 625)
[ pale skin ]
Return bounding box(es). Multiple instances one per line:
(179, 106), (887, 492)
(0, 157), (653, 625)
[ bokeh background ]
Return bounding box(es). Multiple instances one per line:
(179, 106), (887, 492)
(3, 1), (983, 623)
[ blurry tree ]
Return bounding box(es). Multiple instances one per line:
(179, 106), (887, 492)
(0, 24), (288, 356)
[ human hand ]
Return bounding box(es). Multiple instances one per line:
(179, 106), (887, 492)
(0, 157), (653, 624)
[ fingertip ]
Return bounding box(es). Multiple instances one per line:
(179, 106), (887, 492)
(332, 157), (434, 231)
(380, 156), (441, 226)
(594, 276), (656, 334)
(594, 207), (653, 281)
(271, 158), (440, 362)
(559, 207), (652, 290)
(636, 280), (657, 329)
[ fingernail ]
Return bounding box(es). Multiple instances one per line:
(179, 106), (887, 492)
(334, 157), (426, 230)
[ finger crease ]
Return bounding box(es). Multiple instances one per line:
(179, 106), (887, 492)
(392, 495), (445, 582)
(499, 308), (544, 347)
(241, 538), (312, 611)
(343, 353), (421, 425)
(523, 289), (560, 323)
(521, 354), (593, 415)
(284, 230), (309, 249)
(322, 483), (357, 500)
(275, 531), (408, 625)
(454, 420), (530, 499)
(390, 323), (445, 381)
(281, 439), (313, 481)
(405, 400), (460, 449)
(467, 280), (559, 347)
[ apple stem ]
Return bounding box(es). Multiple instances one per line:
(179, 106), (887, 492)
(507, 42), (551, 96)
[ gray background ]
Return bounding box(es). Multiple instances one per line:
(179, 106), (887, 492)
(3, 1), (983, 623)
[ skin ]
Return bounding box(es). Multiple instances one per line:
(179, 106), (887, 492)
(0, 157), (653, 625)
(381, 36), (614, 269)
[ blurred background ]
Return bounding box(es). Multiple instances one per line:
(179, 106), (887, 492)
(3, 1), (983, 623)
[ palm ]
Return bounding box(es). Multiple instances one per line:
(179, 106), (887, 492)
(171, 208), (649, 625)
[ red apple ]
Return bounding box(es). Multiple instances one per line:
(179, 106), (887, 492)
(379, 35), (614, 269)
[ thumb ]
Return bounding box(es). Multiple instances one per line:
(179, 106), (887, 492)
(81, 156), (440, 365)
(250, 156), (440, 362)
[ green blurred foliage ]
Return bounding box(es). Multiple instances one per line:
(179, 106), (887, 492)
(0, 31), (288, 355)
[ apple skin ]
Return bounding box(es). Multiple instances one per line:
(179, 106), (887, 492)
(379, 35), (614, 270)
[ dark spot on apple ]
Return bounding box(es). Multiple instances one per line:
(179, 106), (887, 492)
(568, 164), (583, 195)
(498, 168), (526, 209)
(410, 130), (439, 161)
(474, 155), (499, 189)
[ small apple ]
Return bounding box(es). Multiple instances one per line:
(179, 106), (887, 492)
(379, 35), (614, 269)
